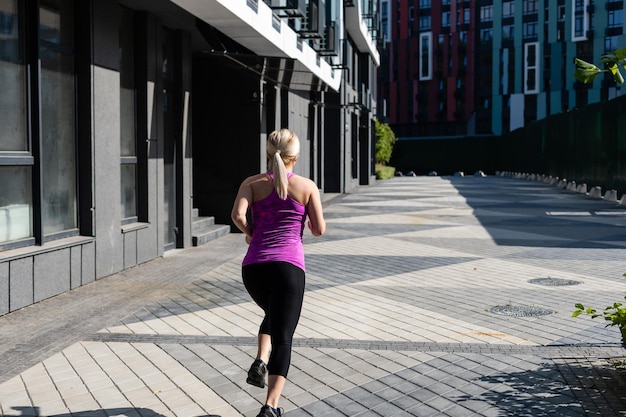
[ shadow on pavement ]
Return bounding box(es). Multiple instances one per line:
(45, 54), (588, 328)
(446, 177), (626, 249)
(7, 407), (220, 417)
(455, 359), (626, 416)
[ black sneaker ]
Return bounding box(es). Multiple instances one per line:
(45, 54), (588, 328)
(246, 359), (267, 388)
(256, 404), (283, 417)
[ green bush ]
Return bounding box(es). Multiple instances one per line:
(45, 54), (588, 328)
(375, 164), (396, 180)
(375, 120), (397, 166)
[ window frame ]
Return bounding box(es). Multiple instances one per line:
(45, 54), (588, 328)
(0, 0), (35, 250)
(524, 42), (540, 94)
(119, 5), (139, 225)
(0, 0), (82, 251)
(571, 0), (590, 42)
(419, 31), (432, 81)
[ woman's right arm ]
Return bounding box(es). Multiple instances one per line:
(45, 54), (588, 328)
(306, 183), (326, 236)
(231, 179), (253, 240)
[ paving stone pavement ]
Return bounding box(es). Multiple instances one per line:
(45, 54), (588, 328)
(1, 175), (626, 417)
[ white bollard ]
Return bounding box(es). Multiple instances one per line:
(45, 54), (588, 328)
(589, 186), (602, 198)
(604, 190), (618, 202)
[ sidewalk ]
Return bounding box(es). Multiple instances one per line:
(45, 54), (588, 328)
(1, 176), (626, 417)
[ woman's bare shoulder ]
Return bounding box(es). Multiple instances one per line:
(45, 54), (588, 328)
(242, 173), (270, 185)
(290, 174), (317, 188)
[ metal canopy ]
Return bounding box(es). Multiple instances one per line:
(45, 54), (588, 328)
(196, 19), (327, 92)
(200, 51), (326, 92)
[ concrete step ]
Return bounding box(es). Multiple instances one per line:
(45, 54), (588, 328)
(192, 216), (215, 232)
(192, 223), (231, 246)
(191, 211), (231, 246)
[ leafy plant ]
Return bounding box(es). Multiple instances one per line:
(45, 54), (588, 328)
(375, 119), (397, 166)
(572, 273), (626, 344)
(574, 47), (626, 84)
(375, 164), (395, 180)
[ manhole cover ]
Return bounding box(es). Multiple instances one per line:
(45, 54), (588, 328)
(490, 305), (554, 317)
(528, 277), (582, 286)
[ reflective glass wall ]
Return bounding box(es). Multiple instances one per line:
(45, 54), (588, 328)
(0, 0), (77, 249)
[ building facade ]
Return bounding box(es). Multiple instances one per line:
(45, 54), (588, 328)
(379, 0), (625, 139)
(0, 0), (379, 315)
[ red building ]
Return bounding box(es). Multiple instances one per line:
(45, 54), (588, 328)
(381, 0), (479, 138)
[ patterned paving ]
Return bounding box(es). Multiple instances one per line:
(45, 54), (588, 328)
(1, 176), (626, 416)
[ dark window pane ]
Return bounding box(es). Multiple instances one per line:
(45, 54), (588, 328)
(120, 8), (135, 157)
(0, 0), (27, 151)
(120, 7), (137, 220)
(40, 0), (73, 48)
(40, 40), (76, 233)
(121, 163), (136, 218)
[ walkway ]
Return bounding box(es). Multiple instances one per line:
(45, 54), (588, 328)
(1, 176), (626, 416)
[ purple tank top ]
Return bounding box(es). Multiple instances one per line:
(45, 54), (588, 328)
(242, 172), (307, 271)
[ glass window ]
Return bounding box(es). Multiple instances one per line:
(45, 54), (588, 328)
(0, 0), (27, 152)
(419, 15), (430, 30)
(574, 16), (584, 36)
(40, 49), (77, 234)
(503, 1), (515, 18)
(480, 28), (492, 42)
(572, 0), (589, 41)
(120, 6), (138, 222)
(480, 6), (493, 22)
(442, 11), (450, 27)
(121, 164), (137, 218)
(1, 0), (77, 247)
(0, 0), (32, 244)
(523, 0), (538, 14)
(419, 32), (432, 80)
(40, 0), (77, 236)
(419, 0), (431, 8)
(608, 9), (623, 28)
(503, 25), (515, 39)
(606, 35), (620, 52)
(0, 166), (32, 242)
(523, 21), (538, 39)
(525, 42), (540, 93)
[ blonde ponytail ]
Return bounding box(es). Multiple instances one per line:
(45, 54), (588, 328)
(273, 149), (288, 200)
(267, 129), (300, 200)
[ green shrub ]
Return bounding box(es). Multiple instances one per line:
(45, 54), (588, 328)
(375, 120), (397, 166)
(375, 164), (396, 180)
(573, 273), (626, 345)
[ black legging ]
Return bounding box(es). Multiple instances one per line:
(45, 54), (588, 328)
(242, 261), (305, 377)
